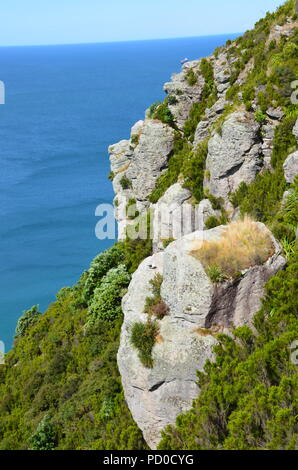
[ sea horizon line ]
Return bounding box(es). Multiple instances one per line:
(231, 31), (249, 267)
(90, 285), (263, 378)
(0, 32), (242, 49)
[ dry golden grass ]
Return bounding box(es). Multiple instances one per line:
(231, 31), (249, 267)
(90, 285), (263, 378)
(191, 217), (275, 280)
(193, 328), (218, 337)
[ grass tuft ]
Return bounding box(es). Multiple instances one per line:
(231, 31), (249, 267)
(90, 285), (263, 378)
(191, 217), (275, 280)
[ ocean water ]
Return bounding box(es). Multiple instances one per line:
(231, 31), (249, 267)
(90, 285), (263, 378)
(0, 34), (238, 348)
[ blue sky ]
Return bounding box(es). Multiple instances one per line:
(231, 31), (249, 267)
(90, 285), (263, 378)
(0, 0), (284, 46)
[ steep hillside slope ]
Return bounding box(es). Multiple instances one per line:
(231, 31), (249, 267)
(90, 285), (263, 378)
(112, 0), (298, 448)
(0, 0), (297, 451)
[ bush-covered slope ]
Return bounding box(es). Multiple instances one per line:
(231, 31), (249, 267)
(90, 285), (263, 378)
(0, 243), (149, 450)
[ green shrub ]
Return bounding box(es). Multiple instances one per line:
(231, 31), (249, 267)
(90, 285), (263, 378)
(207, 265), (226, 283)
(122, 211), (153, 273)
(186, 68), (197, 86)
(271, 177), (298, 242)
(0, 252), (147, 450)
(87, 264), (131, 325)
(183, 60), (216, 141)
(229, 182), (249, 208)
(271, 114), (298, 169)
(15, 305), (42, 339)
(82, 244), (125, 302)
(144, 274), (169, 319)
(182, 139), (209, 202)
(162, 238), (175, 248)
(183, 102), (207, 141)
(149, 136), (190, 203)
(205, 216), (221, 230)
(149, 101), (174, 126)
(30, 415), (57, 450)
(127, 198), (139, 220)
(226, 84), (240, 101)
(167, 95), (178, 105)
(205, 191), (224, 211)
(99, 397), (116, 420)
(254, 109), (267, 123)
(257, 91), (272, 113)
(130, 320), (160, 368)
(123, 238), (153, 274)
(238, 169), (286, 222)
(131, 134), (140, 146)
(119, 175), (132, 190)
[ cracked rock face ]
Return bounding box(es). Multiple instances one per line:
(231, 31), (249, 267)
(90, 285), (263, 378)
(117, 224), (285, 449)
(152, 183), (193, 252)
(164, 61), (205, 130)
(126, 120), (175, 201)
(109, 119), (175, 239)
(204, 111), (263, 200)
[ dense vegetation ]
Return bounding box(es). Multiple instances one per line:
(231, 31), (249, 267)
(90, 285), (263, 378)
(0, 242), (149, 450)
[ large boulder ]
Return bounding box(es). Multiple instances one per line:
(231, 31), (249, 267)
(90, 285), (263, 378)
(117, 251), (217, 450)
(125, 119), (175, 201)
(152, 183), (192, 251)
(109, 119), (175, 239)
(283, 151), (298, 184)
(162, 224), (285, 329)
(204, 111), (263, 200)
(117, 223), (286, 449)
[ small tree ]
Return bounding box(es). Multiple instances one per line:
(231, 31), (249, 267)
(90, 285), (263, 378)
(30, 415), (56, 450)
(15, 305), (41, 338)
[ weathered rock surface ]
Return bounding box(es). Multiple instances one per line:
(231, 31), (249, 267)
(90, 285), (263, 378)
(152, 183), (193, 251)
(283, 151), (298, 184)
(118, 224), (286, 449)
(109, 119), (175, 239)
(109, 139), (133, 177)
(164, 61), (205, 129)
(261, 120), (278, 159)
(267, 19), (298, 43)
(193, 120), (210, 147)
(162, 224), (285, 329)
(266, 107), (284, 120)
(126, 120), (175, 201)
(204, 111), (263, 200)
(117, 250), (217, 449)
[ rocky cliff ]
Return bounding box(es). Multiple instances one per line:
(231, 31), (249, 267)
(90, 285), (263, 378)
(109, 5), (298, 450)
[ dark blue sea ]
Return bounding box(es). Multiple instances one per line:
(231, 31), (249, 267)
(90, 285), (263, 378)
(0, 34), (238, 348)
